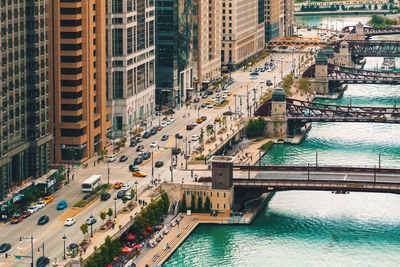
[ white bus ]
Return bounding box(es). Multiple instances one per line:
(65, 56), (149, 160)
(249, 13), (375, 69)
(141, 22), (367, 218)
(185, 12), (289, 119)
(82, 175), (102, 193)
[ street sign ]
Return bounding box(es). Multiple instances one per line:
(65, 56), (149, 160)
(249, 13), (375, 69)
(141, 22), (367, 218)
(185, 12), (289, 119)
(15, 256), (21, 259)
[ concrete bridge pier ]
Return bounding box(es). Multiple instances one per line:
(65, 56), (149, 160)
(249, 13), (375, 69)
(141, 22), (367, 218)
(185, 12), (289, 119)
(265, 88), (288, 138)
(311, 54), (329, 95)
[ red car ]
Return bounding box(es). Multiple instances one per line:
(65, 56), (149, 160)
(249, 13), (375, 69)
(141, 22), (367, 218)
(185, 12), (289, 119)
(21, 210), (31, 219)
(156, 126), (162, 131)
(186, 124), (194, 130)
(136, 145), (144, 152)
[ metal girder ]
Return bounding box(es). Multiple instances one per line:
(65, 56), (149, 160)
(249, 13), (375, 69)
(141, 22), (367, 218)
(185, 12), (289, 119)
(331, 40), (400, 57)
(342, 26), (400, 36)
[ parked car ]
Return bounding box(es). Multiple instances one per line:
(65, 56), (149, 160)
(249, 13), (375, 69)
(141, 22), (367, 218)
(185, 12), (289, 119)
(21, 210), (31, 219)
(100, 193), (111, 201)
(172, 147), (181, 155)
(107, 154), (117, 162)
(117, 190), (126, 198)
(155, 161), (164, 168)
(161, 135), (169, 141)
(130, 140), (137, 147)
(150, 128), (157, 135)
(134, 157), (143, 165)
(121, 184), (131, 191)
(266, 80), (273, 86)
(27, 206), (39, 214)
(186, 124), (194, 130)
(191, 135), (199, 141)
(207, 124), (213, 130)
(86, 216), (97, 225)
(160, 122), (167, 127)
(119, 155), (128, 162)
(42, 196), (54, 204)
(124, 191), (133, 200)
(201, 103), (207, 108)
(114, 182), (124, 189)
(0, 243), (11, 253)
(196, 118), (203, 123)
(36, 256), (50, 267)
(38, 215), (49, 225)
(143, 132), (151, 139)
(201, 116), (207, 121)
(11, 213), (22, 224)
(56, 200), (68, 210)
(202, 94), (208, 99)
(64, 218), (76, 226)
(207, 104), (214, 108)
(156, 125), (162, 131)
(136, 137), (143, 143)
(36, 201), (47, 209)
(175, 133), (183, 139)
(223, 110), (234, 116)
(150, 141), (158, 147)
(215, 116), (221, 122)
(136, 145), (144, 152)
(142, 151), (151, 160)
(129, 165), (140, 172)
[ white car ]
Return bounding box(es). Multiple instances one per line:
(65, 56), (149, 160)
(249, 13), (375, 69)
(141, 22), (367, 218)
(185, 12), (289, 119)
(211, 97), (218, 102)
(166, 119), (171, 125)
(191, 135), (199, 141)
(64, 218), (76, 226)
(121, 184), (131, 191)
(222, 89), (228, 93)
(160, 122), (167, 127)
(192, 122), (198, 126)
(125, 192), (133, 200)
(150, 141), (158, 148)
(107, 154), (116, 162)
(221, 94), (228, 99)
(27, 206), (39, 214)
(260, 80), (264, 84)
(207, 104), (214, 108)
(169, 117), (175, 122)
(36, 201), (47, 209)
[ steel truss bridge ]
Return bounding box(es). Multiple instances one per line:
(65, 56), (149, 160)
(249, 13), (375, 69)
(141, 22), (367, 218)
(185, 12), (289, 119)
(332, 40), (400, 57)
(302, 63), (400, 84)
(342, 26), (400, 36)
(266, 38), (327, 47)
(255, 97), (400, 123)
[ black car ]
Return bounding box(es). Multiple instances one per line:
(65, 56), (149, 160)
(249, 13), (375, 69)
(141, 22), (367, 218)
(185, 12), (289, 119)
(143, 132), (151, 139)
(36, 256), (50, 267)
(142, 151), (151, 160)
(130, 140), (137, 147)
(172, 147), (181, 155)
(201, 116), (207, 121)
(134, 157), (143, 165)
(169, 108), (175, 114)
(129, 164), (139, 172)
(201, 103), (207, 108)
(266, 80), (273, 86)
(155, 161), (164, 168)
(117, 190), (126, 198)
(206, 90), (213, 96)
(161, 135), (169, 141)
(38, 215), (49, 225)
(0, 243), (11, 253)
(100, 193), (111, 201)
(150, 128), (157, 135)
(207, 124), (213, 130)
(201, 94), (208, 99)
(175, 133), (183, 139)
(119, 155), (128, 162)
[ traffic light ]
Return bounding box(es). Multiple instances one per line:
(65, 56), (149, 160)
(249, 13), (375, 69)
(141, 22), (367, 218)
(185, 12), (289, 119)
(201, 128), (204, 134)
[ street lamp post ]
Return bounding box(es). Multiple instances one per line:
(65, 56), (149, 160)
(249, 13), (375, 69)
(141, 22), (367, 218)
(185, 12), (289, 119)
(234, 94), (237, 113)
(113, 197), (117, 218)
(246, 86), (250, 117)
(185, 137), (188, 170)
(135, 180), (138, 201)
(62, 234), (67, 260)
(253, 87), (257, 110)
(107, 162), (110, 185)
(274, 76), (276, 87)
(19, 236), (34, 267)
(151, 151), (154, 182)
(197, 107), (200, 118)
(188, 140), (192, 155)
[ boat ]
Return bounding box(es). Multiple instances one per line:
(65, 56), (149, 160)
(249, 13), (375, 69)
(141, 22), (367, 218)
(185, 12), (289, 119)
(381, 57), (395, 71)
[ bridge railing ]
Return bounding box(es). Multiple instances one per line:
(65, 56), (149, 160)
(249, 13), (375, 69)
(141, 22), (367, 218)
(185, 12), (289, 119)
(234, 164), (400, 174)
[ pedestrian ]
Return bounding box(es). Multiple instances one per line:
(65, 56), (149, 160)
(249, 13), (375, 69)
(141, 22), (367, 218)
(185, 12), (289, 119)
(112, 222), (115, 229)
(94, 161), (95, 167)
(72, 174), (75, 181)
(158, 145), (160, 149)
(83, 247), (86, 254)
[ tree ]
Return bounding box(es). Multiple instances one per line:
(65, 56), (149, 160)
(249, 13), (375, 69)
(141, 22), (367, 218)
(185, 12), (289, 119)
(80, 223), (89, 237)
(246, 117), (267, 138)
(99, 211), (107, 224)
(222, 115), (227, 129)
(191, 194), (196, 211)
(341, 4), (346, 10)
(107, 208), (113, 219)
(99, 149), (107, 158)
(198, 133), (204, 152)
(205, 196), (211, 212)
(375, 4), (378, 9)
(368, 4), (371, 10)
(197, 196), (203, 212)
(298, 77), (309, 93)
(181, 193), (187, 212)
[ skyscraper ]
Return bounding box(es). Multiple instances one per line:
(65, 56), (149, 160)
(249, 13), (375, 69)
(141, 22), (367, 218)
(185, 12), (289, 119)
(106, 0), (155, 138)
(49, 0), (111, 164)
(0, 0), (52, 200)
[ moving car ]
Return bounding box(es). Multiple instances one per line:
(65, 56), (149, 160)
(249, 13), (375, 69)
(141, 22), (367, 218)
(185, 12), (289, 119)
(119, 155), (128, 162)
(0, 243), (11, 253)
(21, 210), (31, 219)
(155, 161), (164, 168)
(132, 170), (147, 177)
(38, 215), (49, 225)
(143, 132), (151, 139)
(107, 154), (117, 162)
(86, 216), (97, 225)
(191, 135), (199, 141)
(36, 256), (50, 267)
(266, 80), (273, 86)
(11, 213), (22, 224)
(207, 124), (213, 130)
(136, 145), (144, 152)
(223, 111), (234, 116)
(36, 201), (47, 209)
(64, 218), (76, 226)
(142, 151), (151, 160)
(150, 141), (158, 147)
(196, 118), (203, 123)
(161, 135), (169, 141)
(186, 124), (194, 130)
(114, 182), (124, 189)
(201, 103), (207, 108)
(56, 200), (68, 210)
(201, 116), (207, 121)
(175, 133), (183, 139)
(27, 206), (39, 214)
(134, 157), (143, 165)
(130, 140), (137, 147)
(124, 191), (133, 200)
(207, 104), (214, 108)
(172, 147), (181, 155)
(117, 190), (126, 198)
(100, 193), (111, 201)
(42, 196), (54, 204)
(215, 116), (221, 122)
(129, 165), (140, 172)
(121, 184), (131, 191)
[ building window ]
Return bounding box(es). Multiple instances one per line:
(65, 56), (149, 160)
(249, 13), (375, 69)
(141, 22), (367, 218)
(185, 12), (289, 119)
(112, 29), (123, 56)
(127, 27), (133, 54)
(217, 192), (219, 197)
(112, 71), (123, 99)
(112, 0), (123, 13)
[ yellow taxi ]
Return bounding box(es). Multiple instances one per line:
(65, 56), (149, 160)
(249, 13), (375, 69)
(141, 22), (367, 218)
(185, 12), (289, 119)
(114, 182), (124, 189)
(132, 171), (147, 177)
(214, 116), (221, 122)
(196, 118), (203, 123)
(227, 92), (232, 96)
(42, 196), (54, 204)
(206, 99), (213, 104)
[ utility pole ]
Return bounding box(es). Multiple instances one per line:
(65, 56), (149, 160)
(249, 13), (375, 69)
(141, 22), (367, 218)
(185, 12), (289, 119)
(234, 94), (237, 113)
(170, 149), (174, 182)
(151, 151), (154, 181)
(185, 137), (188, 170)
(247, 86), (250, 117)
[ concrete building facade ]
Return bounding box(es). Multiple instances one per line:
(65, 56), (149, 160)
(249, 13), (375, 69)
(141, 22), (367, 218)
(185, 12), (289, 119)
(106, 0), (156, 139)
(265, 0), (294, 42)
(49, 0), (112, 164)
(0, 0), (52, 200)
(221, 0), (265, 66)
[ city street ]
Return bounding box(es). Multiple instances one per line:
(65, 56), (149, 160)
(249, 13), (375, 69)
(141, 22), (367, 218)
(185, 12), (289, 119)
(0, 50), (307, 266)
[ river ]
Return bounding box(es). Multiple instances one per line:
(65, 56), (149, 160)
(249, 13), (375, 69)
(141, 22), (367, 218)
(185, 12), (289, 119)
(165, 16), (400, 267)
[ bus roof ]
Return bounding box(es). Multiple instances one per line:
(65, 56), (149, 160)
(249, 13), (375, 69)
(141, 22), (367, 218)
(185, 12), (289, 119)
(82, 174), (102, 184)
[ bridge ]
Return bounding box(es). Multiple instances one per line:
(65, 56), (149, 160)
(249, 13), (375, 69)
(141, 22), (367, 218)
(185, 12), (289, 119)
(266, 37), (327, 47)
(302, 63), (400, 84)
(332, 40), (400, 57)
(342, 25), (400, 37)
(255, 97), (400, 123)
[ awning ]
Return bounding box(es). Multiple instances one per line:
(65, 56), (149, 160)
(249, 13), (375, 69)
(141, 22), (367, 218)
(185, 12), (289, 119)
(121, 246), (133, 253)
(135, 244), (142, 248)
(124, 233), (136, 240)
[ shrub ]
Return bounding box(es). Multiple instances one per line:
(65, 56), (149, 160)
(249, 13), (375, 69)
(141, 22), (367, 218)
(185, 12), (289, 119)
(246, 117), (267, 138)
(259, 141), (274, 151)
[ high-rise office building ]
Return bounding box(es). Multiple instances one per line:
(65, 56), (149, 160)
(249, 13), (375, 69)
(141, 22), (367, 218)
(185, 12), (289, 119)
(106, 0), (155, 138)
(155, 0), (197, 107)
(265, 0), (294, 42)
(221, 0), (265, 66)
(49, 0), (111, 164)
(0, 0), (52, 200)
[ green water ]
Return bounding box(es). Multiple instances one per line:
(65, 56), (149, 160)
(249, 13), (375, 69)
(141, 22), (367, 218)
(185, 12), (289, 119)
(166, 17), (400, 267)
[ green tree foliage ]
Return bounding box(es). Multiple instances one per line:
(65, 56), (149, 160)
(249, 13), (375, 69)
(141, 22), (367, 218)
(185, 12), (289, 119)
(80, 223), (88, 236)
(84, 236), (121, 267)
(204, 196), (211, 212)
(298, 77), (309, 93)
(107, 208), (113, 219)
(368, 14), (398, 27)
(191, 194), (196, 211)
(197, 196), (203, 212)
(374, 4), (378, 9)
(282, 74), (294, 97)
(246, 117), (267, 138)
(181, 193), (187, 212)
(99, 211), (107, 223)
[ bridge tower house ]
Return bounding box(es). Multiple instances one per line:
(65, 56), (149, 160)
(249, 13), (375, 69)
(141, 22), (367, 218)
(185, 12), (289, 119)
(311, 54), (329, 95)
(346, 21), (365, 41)
(335, 41), (353, 67)
(265, 88), (288, 138)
